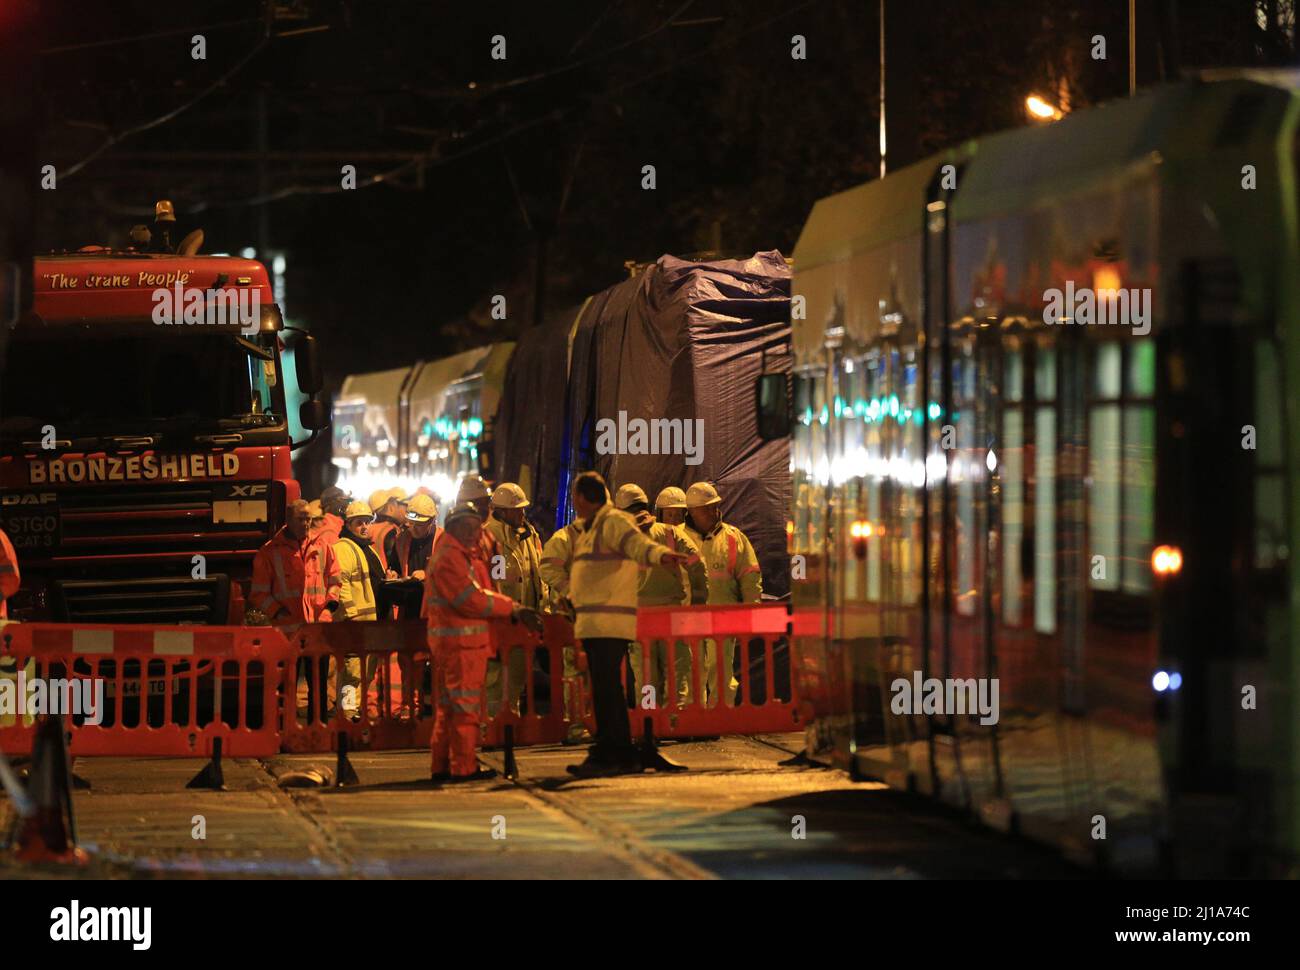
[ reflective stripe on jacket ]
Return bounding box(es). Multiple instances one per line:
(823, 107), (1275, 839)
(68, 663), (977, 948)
(426, 529), (515, 650)
(691, 521), (763, 604)
(570, 504), (674, 641)
(250, 528), (341, 630)
(0, 528), (19, 621)
(334, 537), (379, 621)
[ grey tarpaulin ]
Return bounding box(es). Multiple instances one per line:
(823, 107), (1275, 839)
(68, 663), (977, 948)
(500, 251), (791, 598)
(495, 304), (582, 534)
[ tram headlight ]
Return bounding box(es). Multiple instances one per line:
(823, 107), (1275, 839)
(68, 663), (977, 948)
(1151, 544), (1183, 577)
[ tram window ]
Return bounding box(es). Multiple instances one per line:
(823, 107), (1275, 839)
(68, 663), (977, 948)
(866, 355), (883, 601)
(955, 344), (977, 615)
(1089, 403), (1122, 591)
(900, 350), (923, 606)
(1005, 348), (1024, 403)
(1003, 407), (1025, 624)
(1088, 340), (1156, 595)
(1128, 341), (1156, 397)
(1095, 343), (1122, 396)
(1034, 348), (1057, 634)
(1002, 348), (1025, 624)
(1121, 405), (1156, 594)
(1254, 341), (1286, 570)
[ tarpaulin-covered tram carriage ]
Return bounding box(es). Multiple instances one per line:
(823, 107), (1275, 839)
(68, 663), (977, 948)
(784, 73), (1300, 875)
(336, 252), (795, 602)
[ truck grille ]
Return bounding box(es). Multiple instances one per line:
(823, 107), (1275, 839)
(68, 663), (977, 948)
(56, 483), (271, 555)
(50, 575), (232, 625)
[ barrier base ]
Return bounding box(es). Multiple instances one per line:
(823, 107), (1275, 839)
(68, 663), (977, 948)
(186, 738), (226, 791)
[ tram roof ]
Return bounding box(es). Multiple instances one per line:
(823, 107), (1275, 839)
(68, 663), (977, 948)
(793, 74), (1298, 273)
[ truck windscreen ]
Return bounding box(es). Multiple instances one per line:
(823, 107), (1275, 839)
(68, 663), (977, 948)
(0, 332), (280, 440)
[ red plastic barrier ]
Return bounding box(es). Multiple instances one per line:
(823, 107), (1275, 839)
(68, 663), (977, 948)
(626, 604), (803, 738)
(0, 622), (289, 758)
(277, 615), (562, 754)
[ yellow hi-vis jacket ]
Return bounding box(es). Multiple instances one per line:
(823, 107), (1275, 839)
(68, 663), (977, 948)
(485, 516), (548, 609)
(539, 521), (578, 607)
(689, 521), (763, 604)
(334, 537), (380, 621)
(639, 522), (708, 606)
(570, 504), (675, 641)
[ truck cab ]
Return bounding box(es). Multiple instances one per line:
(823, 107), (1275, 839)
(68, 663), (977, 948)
(0, 211), (326, 623)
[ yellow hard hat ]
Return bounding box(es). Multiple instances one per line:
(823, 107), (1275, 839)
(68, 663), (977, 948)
(388, 486), (409, 504)
(306, 499), (323, 518)
(456, 474), (492, 503)
(344, 500), (374, 522)
(490, 482), (529, 509)
(685, 482), (722, 508)
(406, 493), (438, 523)
(614, 483), (649, 510)
(368, 489), (391, 513)
(654, 486), (687, 509)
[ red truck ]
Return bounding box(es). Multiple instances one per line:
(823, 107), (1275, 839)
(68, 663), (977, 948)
(0, 207), (327, 624)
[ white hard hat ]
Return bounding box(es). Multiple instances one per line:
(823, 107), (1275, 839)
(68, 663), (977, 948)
(490, 482), (529, 509)
(685, 482), (722, 508)
(444, 503), (480, 528)
(614, 483), (649, 510)
(344, 500), (374, 522)
(654, 486), (687, 509)
(406, 493), (438, 523)
(456, 475), (492, 503)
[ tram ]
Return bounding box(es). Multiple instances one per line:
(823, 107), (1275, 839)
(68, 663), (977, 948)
(768, 72), (1300, 876)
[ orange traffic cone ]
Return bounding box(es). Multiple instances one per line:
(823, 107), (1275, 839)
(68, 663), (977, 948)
(11, 715), (90, 865)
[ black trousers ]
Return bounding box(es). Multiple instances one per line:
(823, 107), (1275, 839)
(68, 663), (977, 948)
(582, 637), (634, 760)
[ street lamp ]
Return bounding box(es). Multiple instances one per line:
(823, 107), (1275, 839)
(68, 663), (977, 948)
(1025, 94), (1063, 122)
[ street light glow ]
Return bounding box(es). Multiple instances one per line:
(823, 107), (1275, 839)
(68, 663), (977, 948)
(1025, 94), (1063, 121)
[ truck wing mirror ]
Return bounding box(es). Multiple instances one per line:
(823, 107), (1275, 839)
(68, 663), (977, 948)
(299, 398), (329, 432)
(294, 332), (324, 396)
(755, 372), (791, 441)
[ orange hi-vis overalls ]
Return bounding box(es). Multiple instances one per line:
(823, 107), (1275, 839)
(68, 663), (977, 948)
(318, 513), (343, 546)
(368, 517), (403, 572)
(0, 528), (19, 620)
(250, 528), (342, 634)
(426, 529), (516, 776)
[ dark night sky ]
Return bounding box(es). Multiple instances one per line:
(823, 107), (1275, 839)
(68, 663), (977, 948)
(31, 0), (1292, 390)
